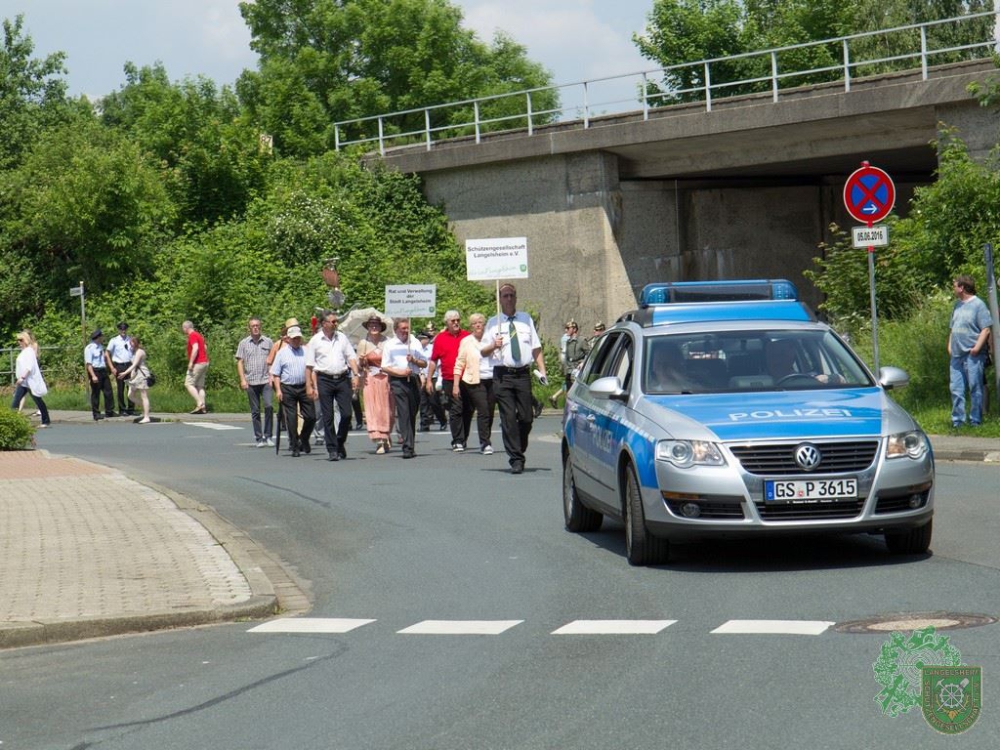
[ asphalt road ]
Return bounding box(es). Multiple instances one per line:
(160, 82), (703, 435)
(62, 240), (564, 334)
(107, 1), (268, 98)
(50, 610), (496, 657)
(4, 417), (1000, 749)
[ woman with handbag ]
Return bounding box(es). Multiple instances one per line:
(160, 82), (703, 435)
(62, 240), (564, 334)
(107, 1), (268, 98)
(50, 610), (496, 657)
(117, 335), (152, 423)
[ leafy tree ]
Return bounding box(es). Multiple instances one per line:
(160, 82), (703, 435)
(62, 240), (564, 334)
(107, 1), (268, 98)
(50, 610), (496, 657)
(0, 14), (72, 169)
(0, 118), (178, 311)
(100, 63), (272, 226)
(634, 0), (994, 103)
(237, 0), (557, 156)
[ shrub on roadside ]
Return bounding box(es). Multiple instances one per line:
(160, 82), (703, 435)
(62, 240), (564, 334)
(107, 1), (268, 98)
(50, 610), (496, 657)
(0, 409), (35, 450)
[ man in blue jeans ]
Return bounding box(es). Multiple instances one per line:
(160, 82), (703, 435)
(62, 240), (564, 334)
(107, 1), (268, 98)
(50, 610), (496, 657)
(948, 275), (992, 427)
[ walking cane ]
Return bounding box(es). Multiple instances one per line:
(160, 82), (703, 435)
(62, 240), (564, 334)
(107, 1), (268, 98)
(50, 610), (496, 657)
(275, 395), (285, 455)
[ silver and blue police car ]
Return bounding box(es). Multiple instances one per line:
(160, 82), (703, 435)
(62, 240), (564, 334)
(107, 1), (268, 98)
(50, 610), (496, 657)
(561, 280), (934, 566)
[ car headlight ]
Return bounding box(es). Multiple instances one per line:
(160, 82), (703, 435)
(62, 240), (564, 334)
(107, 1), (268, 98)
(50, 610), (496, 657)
(656, 440), (726, 468)
(886, 430), (929, 460)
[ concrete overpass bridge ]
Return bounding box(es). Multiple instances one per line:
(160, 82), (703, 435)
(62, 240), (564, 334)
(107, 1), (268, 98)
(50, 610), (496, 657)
(340, 15), (1000, 340)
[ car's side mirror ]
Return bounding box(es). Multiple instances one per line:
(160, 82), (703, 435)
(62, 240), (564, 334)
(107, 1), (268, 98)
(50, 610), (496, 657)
(878, 366), (909, 390)
(590, 376), (628, 401)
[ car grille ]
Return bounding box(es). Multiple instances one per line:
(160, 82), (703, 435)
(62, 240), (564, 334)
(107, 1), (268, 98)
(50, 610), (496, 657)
(665, 499), (745, 519)
(875, 488), (931, 514)
(730, 441), (879, 475)
(755, 499), (865, 520)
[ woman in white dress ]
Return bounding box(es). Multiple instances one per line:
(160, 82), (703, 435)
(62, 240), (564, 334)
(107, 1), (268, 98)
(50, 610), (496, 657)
(116, 334), (152, 423)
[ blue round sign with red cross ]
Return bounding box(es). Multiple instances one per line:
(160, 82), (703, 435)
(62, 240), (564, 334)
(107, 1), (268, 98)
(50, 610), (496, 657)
(844, 163), (895, 224)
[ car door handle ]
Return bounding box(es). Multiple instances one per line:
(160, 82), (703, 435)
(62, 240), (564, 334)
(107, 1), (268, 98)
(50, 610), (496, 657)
(585, 415), (596, 423)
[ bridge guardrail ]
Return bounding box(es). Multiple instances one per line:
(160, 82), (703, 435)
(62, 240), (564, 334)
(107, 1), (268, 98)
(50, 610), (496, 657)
(333, 11), (999, 156)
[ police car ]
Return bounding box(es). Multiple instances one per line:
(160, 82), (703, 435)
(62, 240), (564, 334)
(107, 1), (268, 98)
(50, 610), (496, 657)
(561, 280), (934, 566)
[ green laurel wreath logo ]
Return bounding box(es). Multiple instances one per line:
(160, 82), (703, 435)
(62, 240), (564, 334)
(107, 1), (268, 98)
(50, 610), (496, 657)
(873, 626), (962, 717)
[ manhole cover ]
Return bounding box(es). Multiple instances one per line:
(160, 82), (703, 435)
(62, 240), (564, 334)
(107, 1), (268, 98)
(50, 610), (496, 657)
(835, 612), (997, 634)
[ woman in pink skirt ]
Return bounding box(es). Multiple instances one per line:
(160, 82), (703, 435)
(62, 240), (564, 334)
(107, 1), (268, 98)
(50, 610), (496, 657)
(355, 315), (395, 453)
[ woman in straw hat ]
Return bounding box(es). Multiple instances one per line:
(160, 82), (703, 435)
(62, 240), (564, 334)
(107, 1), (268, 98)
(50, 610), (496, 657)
(355, 313), (395, 453)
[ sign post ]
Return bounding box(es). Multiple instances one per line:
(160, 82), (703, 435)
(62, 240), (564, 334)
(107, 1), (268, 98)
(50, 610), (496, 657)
(984, 243), (999, 412)
(69, 282), (86, 348)
(844, 162), (896, 373)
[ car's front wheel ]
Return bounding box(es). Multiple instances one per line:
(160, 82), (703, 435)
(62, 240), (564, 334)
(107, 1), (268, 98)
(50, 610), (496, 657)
(563, 458), (602, 532)
(623, 463), (670, 566)
(885, 518), (932, 555)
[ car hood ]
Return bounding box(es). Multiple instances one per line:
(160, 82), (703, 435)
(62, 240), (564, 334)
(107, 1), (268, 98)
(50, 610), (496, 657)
(644, 388), (895, 441)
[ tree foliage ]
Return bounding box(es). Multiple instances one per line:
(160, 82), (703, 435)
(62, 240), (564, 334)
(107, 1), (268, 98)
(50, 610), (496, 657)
(0, 15), (73, 169)
(237, 0), (557, 156)
(100, 63), (272, 226)
(634, 0), (995, 103)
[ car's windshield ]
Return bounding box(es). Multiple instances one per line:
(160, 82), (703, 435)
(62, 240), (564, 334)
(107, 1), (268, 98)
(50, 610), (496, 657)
(643, 329), (873, 394)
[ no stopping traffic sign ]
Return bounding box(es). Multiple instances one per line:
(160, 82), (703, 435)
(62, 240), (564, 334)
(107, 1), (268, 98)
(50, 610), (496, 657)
(844, 163), (895, 224)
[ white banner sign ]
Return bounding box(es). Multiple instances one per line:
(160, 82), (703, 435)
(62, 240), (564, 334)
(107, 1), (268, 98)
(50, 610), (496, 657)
(384, 285), (437, 318)
(465, 237), (529, 281)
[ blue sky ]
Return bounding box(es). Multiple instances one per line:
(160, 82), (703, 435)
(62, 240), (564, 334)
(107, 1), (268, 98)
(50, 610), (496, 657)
(14, 0), (657, 110)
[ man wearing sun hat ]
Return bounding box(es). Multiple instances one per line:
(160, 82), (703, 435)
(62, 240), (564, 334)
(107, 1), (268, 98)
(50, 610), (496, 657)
(270, 325), (315, 457)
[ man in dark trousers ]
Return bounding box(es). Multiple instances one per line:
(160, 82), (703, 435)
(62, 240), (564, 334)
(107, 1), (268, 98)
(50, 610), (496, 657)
(84, 329), (116, 420)
(107, 322), (135, 415)
(306, 311), (360, 462)
(270, 326), (314, 458)
(382, 318), (427, 459)
(486, 283), (548, 474)
(425, 310), (470, 451)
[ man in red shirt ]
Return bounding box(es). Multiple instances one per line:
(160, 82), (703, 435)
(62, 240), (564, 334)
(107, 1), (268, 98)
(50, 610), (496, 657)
(182, 320), (210, 414)
(425, 310), (471, 451)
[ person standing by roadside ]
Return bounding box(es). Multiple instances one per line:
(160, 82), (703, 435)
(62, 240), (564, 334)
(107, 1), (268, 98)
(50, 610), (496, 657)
(383, 318), (427, 459)
(236, 317), (274, 447)
(12, 331), (50, 428)
(549, 320), (588, 407)
(85, 329), (116, 420)
(107, 322), (135, 416)
(15, 330), (40, 414)
(306, 311), (361, 462)
(182, 320), (210, 414)
(270, 326), (315, 458)
(486, 283), (548, 474)
(116, 334), (152, 423)
(356, 314), (395, 454)
(453, 313), (498, 454)
(948, 274), (992, 428)
(426, 310), (471, 451)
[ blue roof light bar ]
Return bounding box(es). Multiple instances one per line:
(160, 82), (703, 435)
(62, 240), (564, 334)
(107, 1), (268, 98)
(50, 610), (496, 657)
(640, 279), (799, 307)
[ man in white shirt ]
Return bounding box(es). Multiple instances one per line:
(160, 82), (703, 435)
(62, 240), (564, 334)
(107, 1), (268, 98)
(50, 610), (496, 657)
(107, 322), (135, 415)
(381, 318), (427, 459)
(485, 283), (548, 474)
(306, 311), (360, 462)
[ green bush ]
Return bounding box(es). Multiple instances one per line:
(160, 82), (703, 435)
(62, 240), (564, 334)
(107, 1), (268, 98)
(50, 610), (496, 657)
(0, 408), (35, 450)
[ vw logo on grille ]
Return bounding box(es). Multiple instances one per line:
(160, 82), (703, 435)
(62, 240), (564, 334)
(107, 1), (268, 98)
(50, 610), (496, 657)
(794, 443), (822, 471)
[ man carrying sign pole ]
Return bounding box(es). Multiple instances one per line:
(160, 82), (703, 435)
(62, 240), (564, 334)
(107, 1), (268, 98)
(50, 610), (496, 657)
(486, 283), (548, 475)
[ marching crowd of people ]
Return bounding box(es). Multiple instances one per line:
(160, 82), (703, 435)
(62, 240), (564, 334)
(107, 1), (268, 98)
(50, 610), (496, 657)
(231, 283), (556, 473)
(10, 281), (617, 472)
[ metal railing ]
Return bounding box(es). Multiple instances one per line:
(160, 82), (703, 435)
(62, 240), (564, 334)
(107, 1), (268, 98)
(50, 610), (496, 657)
(333, 11), (999, 156)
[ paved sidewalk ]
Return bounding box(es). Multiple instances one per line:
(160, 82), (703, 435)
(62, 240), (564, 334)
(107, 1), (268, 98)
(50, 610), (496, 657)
(0, 450), (284, 649)
(0, 411), (995, 650)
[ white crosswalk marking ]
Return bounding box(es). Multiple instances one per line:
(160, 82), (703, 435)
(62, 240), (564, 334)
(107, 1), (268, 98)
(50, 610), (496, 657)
(552, 620), (677, 635)
(398, 620), (523, 635)
(710, 620), (834, 635)
(247, 618), (376, 634)
(183, 422), (242, 431)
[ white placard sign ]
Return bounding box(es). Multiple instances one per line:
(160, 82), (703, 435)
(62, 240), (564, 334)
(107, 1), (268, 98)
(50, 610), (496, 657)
(465, 237), (529, 281)
(384, 285), (437, 318)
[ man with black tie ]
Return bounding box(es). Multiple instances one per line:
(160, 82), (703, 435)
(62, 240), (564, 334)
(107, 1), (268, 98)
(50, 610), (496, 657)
(486, 283), (548, 474)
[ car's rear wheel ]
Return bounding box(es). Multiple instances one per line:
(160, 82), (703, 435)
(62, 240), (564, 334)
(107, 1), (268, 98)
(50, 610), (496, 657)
(563, 458), (602, 532)
(623, 463), (670, 566)
(884, 518), (932, 555)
